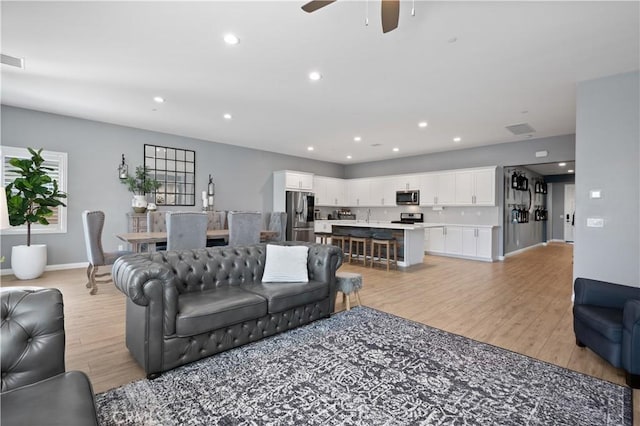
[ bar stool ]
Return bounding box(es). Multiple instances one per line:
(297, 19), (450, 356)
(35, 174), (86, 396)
(315, 232), (332, 244)
(331, 227), (350, 260)
(370, 229), (398, 271)
(349, 228), (372, 266)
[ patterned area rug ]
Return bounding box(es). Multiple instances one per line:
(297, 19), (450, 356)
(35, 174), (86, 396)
(96, 307), (632, 425)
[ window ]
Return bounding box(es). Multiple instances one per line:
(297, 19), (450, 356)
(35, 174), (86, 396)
(1, 146), (68, 235)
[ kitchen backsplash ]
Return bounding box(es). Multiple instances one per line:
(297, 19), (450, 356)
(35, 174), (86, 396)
(316, 205), (499, 226)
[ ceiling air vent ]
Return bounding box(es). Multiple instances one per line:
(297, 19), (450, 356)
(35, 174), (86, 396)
(505, 123), (536, 135)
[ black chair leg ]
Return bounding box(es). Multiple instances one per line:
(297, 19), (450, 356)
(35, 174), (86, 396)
(575, 338), (586, 347)
(626, 372), (640, 389)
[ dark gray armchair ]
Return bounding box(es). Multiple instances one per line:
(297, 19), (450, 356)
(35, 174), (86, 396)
(573, 277), (640, 388)
(1, 287), (98, 425)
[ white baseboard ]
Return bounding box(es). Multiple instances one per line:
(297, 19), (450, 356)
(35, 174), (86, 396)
(504, 242), (546, 258)
(1, 262), (87, 276)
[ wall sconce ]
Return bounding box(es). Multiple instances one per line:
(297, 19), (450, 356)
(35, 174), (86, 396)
(118, 154), (128, 179)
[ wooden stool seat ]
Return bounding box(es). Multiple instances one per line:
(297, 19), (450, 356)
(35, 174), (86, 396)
(336, 271), (363, 311)
(349, 235), (371, 266)
(371, 235), (398, 271)
(331, 234), (350, 258)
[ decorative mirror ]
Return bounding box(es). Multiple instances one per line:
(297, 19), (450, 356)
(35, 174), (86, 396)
(144, 144), (195, 206)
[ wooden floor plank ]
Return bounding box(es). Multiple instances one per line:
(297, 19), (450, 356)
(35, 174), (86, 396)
(1, 242), (637, 423)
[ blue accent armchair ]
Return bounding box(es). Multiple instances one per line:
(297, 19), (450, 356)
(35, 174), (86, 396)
(573, 277), (640, 388)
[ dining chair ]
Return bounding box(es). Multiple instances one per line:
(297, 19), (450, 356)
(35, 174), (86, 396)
(268, 211), (287, 242)
(147, 210), (168, 251)
(227, 211), (262, 246)
(82, 210), (132, 295)
(166, 212), (208, 251)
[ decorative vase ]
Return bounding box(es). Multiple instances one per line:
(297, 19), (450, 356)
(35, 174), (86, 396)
(11, 244), (47, 280)
(132, 195), (148, 213)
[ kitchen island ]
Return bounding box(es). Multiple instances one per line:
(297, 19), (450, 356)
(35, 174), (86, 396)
(314, 220), (437, 267)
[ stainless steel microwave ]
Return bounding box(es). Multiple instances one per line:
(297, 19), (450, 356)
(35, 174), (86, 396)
(396, 190), (420, 205)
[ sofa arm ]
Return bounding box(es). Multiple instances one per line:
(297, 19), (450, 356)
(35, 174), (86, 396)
(622, 299), (640, 374)
(574, 277), (640, 309)
(112, 254), (180, 307)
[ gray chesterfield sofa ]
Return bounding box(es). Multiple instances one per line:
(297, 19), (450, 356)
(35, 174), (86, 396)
(113, 242), (343, 378)
(1, 287), (98, 426)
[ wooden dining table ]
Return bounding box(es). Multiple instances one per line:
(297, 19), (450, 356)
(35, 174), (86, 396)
(116, 229), (278, 252)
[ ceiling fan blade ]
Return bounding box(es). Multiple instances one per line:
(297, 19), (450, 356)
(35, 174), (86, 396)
(381, 0), (400, 33)
(301, 0), (337, 13)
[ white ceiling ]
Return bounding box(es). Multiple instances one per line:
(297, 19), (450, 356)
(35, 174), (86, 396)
(1, 1), (638, 164)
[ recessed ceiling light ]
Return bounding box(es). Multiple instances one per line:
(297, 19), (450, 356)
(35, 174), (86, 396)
(223, 33), (240, 45)
(309, 71), (322, 81)
(223, 113), (232, 120)
(559, 162), (567, 167)
(418, 121), (428, 128)
(354, 136), (362, 142)
(568, 169), (574, 173)
(346, 155), (352, 159)
(448, 37), (458, 43)
(153, 96), (165, 103)
(392, 147), (399, 152)
(307, 146), (314, 151)
(453, 137), (461, 143)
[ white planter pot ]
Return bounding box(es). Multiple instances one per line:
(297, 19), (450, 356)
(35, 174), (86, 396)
(11, 244), (47, 280)
(132, 195), (148, 213)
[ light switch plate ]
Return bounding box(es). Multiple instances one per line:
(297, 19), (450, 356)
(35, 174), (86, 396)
(587, 218), (604, 228)
(589, 190), (602, 199)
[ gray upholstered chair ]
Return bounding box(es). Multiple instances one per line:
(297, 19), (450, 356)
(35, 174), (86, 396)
(166, 212), (208, 251)
(268, 211), (287, 242)
(206, 211), (227, 230)
(573, 277), (640, 388)
(147, 210), (168, 250)
(0, 287), (99, 425)
(227, 211), (262, 246)
(82, 210), (132, 295)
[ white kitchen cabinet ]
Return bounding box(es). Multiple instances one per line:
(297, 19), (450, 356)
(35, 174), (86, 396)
(373, 177), (399, 206)
(455, 167), (496, 206)
(314, 176), (346, 206)
(419, 172), (456, 206)
(346, 178), (372, 206)
(444, 226), (463, 255)
(284, 171), (313, 191)
(395, 175), (420, 191)
(462, 227), (493, 259)
(427, 228), (445, 253)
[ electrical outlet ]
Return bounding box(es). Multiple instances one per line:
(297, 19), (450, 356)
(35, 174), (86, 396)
(586, 218), (604, 228)
(118, 244), (124, 251)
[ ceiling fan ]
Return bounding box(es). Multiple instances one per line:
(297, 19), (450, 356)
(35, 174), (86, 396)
(301, 0), (400, 34)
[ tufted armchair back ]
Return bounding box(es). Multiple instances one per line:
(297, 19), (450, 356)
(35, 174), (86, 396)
(82, 210), (106, 266)
(1, 287), (65, 392)
(227, 212), (262, 246)
(206, 211), (227, 230)
(268, 212), (287, 242)
(166, 212), (208, 251)
(147, 211), (167, 232)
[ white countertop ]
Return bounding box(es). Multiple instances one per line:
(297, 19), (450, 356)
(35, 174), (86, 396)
(320, 220), (498, 230)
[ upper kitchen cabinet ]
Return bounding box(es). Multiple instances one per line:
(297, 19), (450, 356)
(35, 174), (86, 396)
(314, 176), (346, 206)
(346, 178), (373, 207)
(419, 172), (456, 206)
(280, 170), (313, 191)
(394, 175), (420, 191)
(454, 167), (496, 206)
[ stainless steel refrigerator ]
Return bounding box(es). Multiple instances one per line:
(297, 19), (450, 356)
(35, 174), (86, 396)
(285, 191), (315, 242)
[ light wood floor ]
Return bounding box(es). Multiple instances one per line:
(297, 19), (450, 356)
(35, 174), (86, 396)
(1, 242), (637, 422)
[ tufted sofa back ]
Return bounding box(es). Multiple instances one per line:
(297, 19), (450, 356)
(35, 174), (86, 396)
(146, 245), (268, 294)
(1, 287), (66, 392)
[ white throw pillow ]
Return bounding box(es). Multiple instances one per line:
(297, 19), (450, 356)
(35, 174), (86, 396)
(262, 244), (309, 283)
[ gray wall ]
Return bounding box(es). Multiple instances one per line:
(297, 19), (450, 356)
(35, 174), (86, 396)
(344, 135), (576, 179)
(503, 166), (547, 254)
(0, 105), (344, 269)
(574, 71), (639, 287)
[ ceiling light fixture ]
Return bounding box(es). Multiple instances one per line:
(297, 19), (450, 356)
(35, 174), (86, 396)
(309, 71), (322, 81)
(346, 155), (352, 159)
(568, 169), (574, 173)
(307, 146), (314, 151)
(418, 121), (428, 128)
(223, 113), (232, 120)
(153, 96), (165, 103)
(354, 136), (362, 142)
(393, 147), (399, 152)
(223, 33), (240, 45)
(453, 137), (461, 142)
(559, 162), (567, 167)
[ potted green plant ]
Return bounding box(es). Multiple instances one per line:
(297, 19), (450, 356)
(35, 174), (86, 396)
(5, 148), (67, 279)
(121, 165), (161, 213)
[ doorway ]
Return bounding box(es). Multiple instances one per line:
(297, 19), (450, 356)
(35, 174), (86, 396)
(564, 184), (575, 242)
